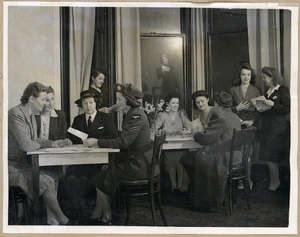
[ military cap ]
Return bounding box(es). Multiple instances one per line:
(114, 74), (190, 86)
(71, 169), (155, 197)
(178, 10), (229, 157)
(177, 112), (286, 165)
(75, 90), (101, 104)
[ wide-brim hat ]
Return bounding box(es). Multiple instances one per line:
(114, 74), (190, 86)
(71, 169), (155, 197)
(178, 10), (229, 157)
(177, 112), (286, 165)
(214, 91), (233, 107)
(75, 90), (100, 104)
(113, 83), (143, 100)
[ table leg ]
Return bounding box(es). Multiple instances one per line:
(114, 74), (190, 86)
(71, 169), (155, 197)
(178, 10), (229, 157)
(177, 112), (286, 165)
(109, 153), (117, 224)
(31, 154), (40, 225)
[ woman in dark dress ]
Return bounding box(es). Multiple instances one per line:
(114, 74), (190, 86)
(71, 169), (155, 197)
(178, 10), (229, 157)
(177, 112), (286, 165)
(259, 66), (290, 191)
(82, 83), (152, 224)
(89, 68), (108, 109)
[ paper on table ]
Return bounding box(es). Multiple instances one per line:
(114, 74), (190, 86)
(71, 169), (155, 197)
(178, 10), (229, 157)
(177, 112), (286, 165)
(191, 118), (204, 132)
(67, 127), (88, 140)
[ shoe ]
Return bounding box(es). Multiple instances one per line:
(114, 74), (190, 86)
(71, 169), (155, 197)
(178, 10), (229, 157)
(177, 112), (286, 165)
(98, 219), (112, 226)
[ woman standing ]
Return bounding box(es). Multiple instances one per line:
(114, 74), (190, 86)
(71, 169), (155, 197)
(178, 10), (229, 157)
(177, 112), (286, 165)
(8, 82), (70, 225)
(180, 90), (241, 211)
(155, 92), (192, 193)
(259, 67), (290, 191)
(89, 68), (108, 109)
(230, 63), (261, 126)
(82, 83), (152, 224)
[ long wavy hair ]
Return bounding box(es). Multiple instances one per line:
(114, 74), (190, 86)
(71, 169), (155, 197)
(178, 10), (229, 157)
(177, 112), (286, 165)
(233, 63), (257, 86)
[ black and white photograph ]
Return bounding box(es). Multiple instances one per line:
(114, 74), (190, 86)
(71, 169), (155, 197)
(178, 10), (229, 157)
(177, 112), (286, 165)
(2, 1), (298, 235)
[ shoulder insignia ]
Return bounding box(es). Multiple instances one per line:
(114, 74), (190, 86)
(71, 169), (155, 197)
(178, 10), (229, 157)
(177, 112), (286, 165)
(131, 115), (140, 120)
(125, 124), (140, 132)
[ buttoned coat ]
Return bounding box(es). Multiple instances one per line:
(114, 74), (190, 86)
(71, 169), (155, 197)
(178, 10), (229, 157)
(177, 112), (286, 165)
(69, 111), (118, 144)
(230, 84), (261, 122)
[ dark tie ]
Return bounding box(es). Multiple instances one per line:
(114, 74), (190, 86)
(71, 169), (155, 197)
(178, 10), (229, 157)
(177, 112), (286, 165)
(88, 116), (93, 127)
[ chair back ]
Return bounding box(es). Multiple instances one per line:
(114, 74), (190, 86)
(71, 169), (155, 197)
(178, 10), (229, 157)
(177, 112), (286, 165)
(229, 127), (257, 175)
(150, 129), (167, 183)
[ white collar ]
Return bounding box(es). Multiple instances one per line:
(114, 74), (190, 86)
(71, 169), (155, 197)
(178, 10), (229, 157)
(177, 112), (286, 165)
(267, 84), (280, 97)
(85, 110), (97, 122)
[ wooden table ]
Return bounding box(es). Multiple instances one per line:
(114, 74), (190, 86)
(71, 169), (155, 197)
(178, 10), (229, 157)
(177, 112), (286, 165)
(162, 134), (202, 150)
(27, 146), (120, 225)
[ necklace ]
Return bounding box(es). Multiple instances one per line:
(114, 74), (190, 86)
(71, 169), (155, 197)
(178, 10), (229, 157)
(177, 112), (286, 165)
(41, 115), (50, 136)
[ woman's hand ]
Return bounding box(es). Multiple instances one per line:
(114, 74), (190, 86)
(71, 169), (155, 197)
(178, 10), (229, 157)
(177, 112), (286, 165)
(82, 138), (98, 147)
(236, 101), (250, 111)
(52, 139), (70, 148)
(98, 107), (111, 113)
(181, 128), (191, 135)
(263, 100), (274, 107)
(64, 138), (73, 146)
(241, 120), (254, 127)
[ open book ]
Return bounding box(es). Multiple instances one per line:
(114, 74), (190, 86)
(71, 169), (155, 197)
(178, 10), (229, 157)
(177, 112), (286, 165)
(250, 96), (271, 112)
(191, 118), (204, 133)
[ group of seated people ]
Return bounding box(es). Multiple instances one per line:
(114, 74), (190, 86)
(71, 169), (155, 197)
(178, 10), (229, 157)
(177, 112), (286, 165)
(8, 63), (290, 225)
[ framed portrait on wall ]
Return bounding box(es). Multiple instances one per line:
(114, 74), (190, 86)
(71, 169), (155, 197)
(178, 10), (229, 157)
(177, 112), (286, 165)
(140, 34), (186, 108)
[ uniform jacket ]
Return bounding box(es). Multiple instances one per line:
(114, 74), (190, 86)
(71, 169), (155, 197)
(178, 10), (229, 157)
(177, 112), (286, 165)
(98, 107), (151, 152)
(260, 85), (290, 135)
(69, 111), (118, 144)
(35, 109), (68, 140)
(230, 84), (261, 122)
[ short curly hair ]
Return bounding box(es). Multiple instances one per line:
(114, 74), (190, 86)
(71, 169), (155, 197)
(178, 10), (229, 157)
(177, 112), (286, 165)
(191, 90), (209, 109)
(261, 66), (285, 86)
(233, 63), (256, 86)
(20, 82), (46, 104)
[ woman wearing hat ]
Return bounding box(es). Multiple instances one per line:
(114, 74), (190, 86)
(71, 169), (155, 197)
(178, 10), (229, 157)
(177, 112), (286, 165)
(180, 90), (241, 211)
(66, 89), (118, 220)
(82, 83), (152, 224)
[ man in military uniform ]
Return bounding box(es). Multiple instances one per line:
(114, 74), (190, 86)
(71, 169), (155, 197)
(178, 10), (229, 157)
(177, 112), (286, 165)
(82, 83), (152, 225)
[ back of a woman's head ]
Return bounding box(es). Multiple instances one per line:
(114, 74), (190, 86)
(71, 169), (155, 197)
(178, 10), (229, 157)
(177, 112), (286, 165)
(233, 63), (256, 86)
(261, 66), (284, 86)
(20, 82), (46, 104)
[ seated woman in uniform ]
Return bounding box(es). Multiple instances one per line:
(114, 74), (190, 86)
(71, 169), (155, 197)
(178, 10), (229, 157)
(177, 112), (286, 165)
(155, 92), (192, 193)
(180, 90), (241, 212)
(82, 83), (152, 225)
(66, 90), (118, 220)
(8, 82), (70, 225)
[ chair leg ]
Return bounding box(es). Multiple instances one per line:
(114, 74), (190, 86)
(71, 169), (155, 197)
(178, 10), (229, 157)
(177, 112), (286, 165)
(229, 179), (233, 215)
(243, 178), (251, 210)
(9, 189), (18, 224)
(156, 192), (167, 226)
(125, 193), (130, 225)
(150, 190), (157, 226)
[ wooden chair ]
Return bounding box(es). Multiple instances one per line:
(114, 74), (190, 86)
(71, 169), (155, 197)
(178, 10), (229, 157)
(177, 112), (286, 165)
(227, 127), (257, 215)
(9, 186), (29, 225)
(118, 129), (167, 226)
